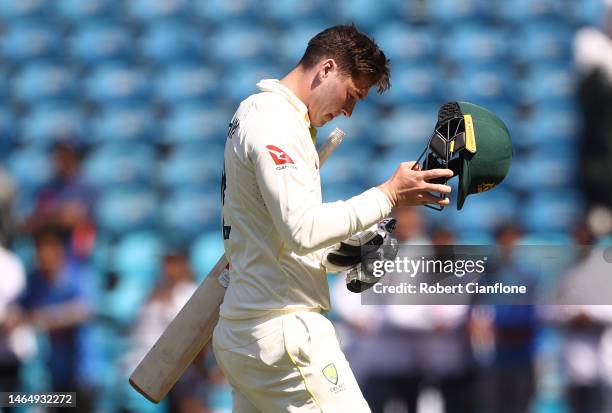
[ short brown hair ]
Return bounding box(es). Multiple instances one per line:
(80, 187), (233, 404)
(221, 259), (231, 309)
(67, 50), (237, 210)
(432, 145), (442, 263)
(299, 24), (391, 94)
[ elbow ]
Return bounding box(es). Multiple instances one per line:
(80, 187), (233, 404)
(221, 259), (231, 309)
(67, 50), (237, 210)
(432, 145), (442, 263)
(285, 230), (321, 256)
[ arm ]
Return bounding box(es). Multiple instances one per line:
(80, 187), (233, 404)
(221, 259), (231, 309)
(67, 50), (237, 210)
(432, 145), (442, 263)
(27, 300), (92, 331)
(249, 117), (392, 255)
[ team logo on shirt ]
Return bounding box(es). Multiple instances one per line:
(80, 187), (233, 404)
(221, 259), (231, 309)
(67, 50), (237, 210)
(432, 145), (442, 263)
(266, 145), (297, 170)
(322, 363), (338, 385)
(322, 363), (346, 394)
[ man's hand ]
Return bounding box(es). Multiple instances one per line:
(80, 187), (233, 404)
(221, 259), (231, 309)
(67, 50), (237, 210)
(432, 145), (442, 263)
(321, 219), (399, 293)
(322, 218), (397, 273)
(377, 162), (453, 207)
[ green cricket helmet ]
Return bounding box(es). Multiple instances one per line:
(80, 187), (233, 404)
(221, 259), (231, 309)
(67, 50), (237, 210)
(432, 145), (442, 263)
(417, 101), (513, 210)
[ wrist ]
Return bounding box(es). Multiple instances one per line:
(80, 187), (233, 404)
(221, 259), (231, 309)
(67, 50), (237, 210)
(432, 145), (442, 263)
(377, 182), (397, 207)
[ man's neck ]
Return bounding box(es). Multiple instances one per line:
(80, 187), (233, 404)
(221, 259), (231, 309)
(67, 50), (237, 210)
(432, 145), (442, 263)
(280, 66), (312, 107)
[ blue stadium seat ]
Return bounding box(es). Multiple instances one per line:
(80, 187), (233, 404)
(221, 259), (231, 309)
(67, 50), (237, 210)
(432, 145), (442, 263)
(373, 23), (439, 63)
(154, 64), (219, 105)
(319, 149), (370, 187)
(161, 188), (221, 240)
(190, 231), (224, 282)
(161, 104), (229, 144)
(83, 143), (156, 188)
(277, 21), (331, 66)
(19, 105), (84, 144)
(96, 186), (159, 235)
(316, 102), (379, 145)
(125, 0), (188, 22)
(91, 233), (112, 276)
(384, 63), (444, 105)
(597, 235), (612, 246)
(442, 25), (510, 64)
(571, 0), (608, 26)
(209, 24), (275, 64)
(426, 0), (493, 23)
(379, 104), (439, 148)
(516, 105), (578, 148)
(54, 0), (114, 21)
(69, 22), (132, 64)
(159, 144), (222, 188)
(512, 22), (573, 64)
(139, 22), (204, 65)
(456, 232), (495, 245)
(6, 145), (53, 191)
(510, 146), (577, 191)
(322, 182), (368, 202)
(443, 190), (518, 233)
(0, 22), (59, 63)
(208, 385), (233, 412)
(0, 68), (9, 100)
(99, 272), (155, 325)
(112, 231), (165, 279)
(88, 106), (156, 144)
(261, 0), (333, 25)
(221, 63), (281, 105)
(518, 63), (575, 105)
(518, 233), (573, 245)
(84, 65), (150, 105)
(447, 65), (517, 104)
(520, 191), (584, 233)
(336, 0), (397, 30)
(0, 107), (16, 160)
(0, 0), (49, 20)
(193, 0), (259, 24)
(12, 63), (76, 104)
(497, 0), (565, 23)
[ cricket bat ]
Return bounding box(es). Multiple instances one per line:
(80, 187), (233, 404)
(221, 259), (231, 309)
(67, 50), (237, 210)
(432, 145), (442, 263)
(129, 128), (346, 403)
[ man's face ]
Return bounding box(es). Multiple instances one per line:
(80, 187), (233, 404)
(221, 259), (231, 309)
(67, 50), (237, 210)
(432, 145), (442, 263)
(163, 255), (191, 283)
(35, 235), (65, 280)
(308, 60), (372, 127)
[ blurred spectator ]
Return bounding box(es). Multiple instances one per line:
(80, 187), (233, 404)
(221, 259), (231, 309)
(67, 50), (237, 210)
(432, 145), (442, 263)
(334, 208), (474, 413)
(23, 141), (97, 259)
(125, 250), (210, 413)
(574, 0), (612, 236)
(13, 226), (98, 412)
(0, 243), (26, 394)
(551, 304), (612, 413)
(475, 224), (538, 413)
(0, 168), (16, 247)
(602, 327), (612, 412)
(546, 227), (612, 413)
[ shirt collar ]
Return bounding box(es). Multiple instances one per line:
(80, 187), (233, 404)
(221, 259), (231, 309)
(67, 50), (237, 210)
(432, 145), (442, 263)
(256, 79), (311, 128)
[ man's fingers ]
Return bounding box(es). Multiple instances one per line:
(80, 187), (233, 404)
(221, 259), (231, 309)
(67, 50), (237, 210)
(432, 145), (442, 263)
(403, 161), (420, 170)
(419, 193), (451, 205)
(421, 168), (454, 180)
(423, 183), (452, 194)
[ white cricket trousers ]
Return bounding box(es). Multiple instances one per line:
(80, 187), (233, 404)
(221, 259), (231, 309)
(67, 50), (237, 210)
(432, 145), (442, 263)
(212, 310), (371, 413)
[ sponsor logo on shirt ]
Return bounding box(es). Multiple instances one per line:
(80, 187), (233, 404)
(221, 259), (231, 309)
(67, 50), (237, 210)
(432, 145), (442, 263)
(266, 145), (297, 170)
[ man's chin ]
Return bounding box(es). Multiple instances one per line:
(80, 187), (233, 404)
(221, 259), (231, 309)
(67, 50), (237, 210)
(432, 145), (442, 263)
(311, 120), (326, 127)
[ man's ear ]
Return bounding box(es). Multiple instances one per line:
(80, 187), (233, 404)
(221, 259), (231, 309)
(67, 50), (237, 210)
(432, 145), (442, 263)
(318, 59), (336, 80)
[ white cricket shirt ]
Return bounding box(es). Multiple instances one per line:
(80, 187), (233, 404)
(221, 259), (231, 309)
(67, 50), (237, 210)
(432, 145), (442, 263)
(219, 79), (392, 320)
